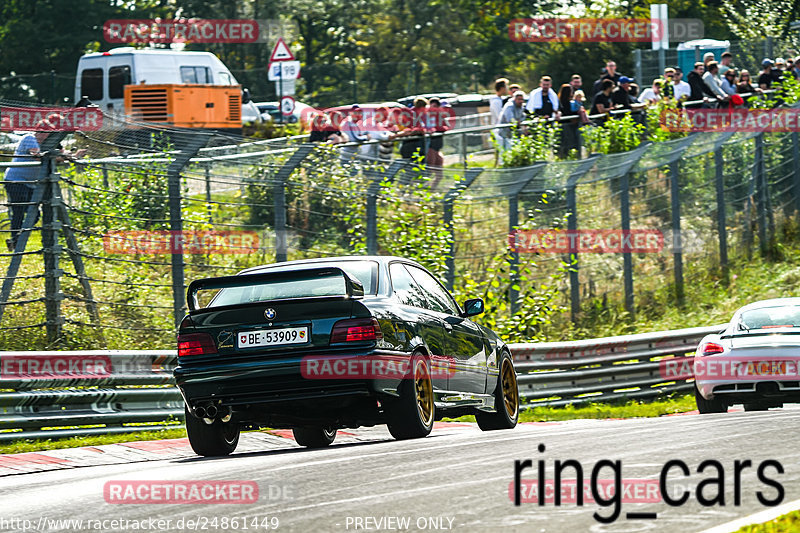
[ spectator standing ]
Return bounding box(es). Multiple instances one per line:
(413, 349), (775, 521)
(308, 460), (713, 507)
(557, 84), (574, 115)
(638, 80), (662, 104)
(773, 58), (787, 84)
(339, 105), (369, 162)
(570, 74), (582, 93)
(737, 70), (756, 94)
(611, 76), (637, 109)
(4, 131), (44, 251)
(425, 97), (450, 169)
(660, 68), (675, 99)
(489, 78), (509, 125)
(703, 52), (716, 68)
(398, 98), (428, 160)
(718, 52), (734, 76)
(758, 59), (774, 90)
(508, 83), (522, 94)
(572, 90), (590, 123)
(703, 61), (728, 103)
(497, 91), (526, 150)
(720, 69), (737, 96)
(526, 76), (560, 118)
(672, 67), (691, 101)
(686, 62), (707, 108)
(791, 58), (800, 80)
(590, 79), (615, 115)
(592, 60), (622, 96)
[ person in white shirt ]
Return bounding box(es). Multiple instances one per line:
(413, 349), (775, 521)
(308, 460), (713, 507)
(489, 78), (509, 125)
(672, 67), (691, 101)
(638, 79), (662, 104)
(498, 91), (526, 150)
(525, 76), (560, 118)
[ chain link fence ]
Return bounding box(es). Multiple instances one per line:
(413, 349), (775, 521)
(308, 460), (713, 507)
(0, 99), (798, 350)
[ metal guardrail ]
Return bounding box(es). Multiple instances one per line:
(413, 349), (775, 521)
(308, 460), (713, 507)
(0, 324), (726, 440)
(0, 351), (182, 441)
(510, 324), (726, 408)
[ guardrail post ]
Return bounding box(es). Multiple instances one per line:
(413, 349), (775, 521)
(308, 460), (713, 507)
(714, 146), (729, 285)
(669, 160), (684, 307)
(621, 171), (634, 319)
(273, 145), (315, 263)
(566, 175), (580, 321)
(444, 169), (483, 291)
(42, 158), (64, 342)
(754, 134), (769, 256)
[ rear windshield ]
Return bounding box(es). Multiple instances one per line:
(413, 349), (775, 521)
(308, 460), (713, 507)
(205, 261), (377, 308)
(740, 306), (800, 329)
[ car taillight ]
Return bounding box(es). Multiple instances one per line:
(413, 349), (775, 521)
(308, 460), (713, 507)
(178, 333), (218, 357)
(699, 342), (724, 356)
(330, 318), (383, 343)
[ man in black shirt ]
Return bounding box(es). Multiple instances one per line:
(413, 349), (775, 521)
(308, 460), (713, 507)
(611, 76), (636, 109)
(686, 62), (708, 108)
(758, 59), (774, 90)
(591, 79), (616, 115)
(592, 60), (622, 96)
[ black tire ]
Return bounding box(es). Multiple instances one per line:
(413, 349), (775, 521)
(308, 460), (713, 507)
(386, 354), (435, 440)
(694, 385), (728, 414)
(744, 403), (769, 412)
(476, 351), (519, 431)
(292, 427), (337, 448)
(185, 406), (240, 456)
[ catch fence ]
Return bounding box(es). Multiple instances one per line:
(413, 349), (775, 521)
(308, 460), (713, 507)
(0, 100), (797, 348)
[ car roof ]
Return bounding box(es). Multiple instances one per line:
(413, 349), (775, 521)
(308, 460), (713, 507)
(238, 256), (425, 275)
(736, 298), (800, 313)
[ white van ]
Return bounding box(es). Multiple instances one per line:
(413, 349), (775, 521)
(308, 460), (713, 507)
(74, 47), (262, 124)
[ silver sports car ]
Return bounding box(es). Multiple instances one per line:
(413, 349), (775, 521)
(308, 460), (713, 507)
(694, 298), (800, 413)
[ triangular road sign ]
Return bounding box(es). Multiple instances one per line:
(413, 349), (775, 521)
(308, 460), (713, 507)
(270, 38), (294, 62)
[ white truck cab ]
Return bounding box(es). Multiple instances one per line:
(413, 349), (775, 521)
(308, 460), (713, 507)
(74, 47), (261, 123)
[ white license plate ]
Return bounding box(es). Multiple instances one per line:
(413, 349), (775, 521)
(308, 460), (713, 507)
(237, 327), (308, 348)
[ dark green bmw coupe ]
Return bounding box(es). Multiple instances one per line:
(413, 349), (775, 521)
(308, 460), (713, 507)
(175, 256), (519, 456)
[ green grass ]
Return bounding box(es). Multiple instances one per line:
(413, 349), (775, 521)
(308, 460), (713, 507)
(444, 394), (696, 423)
(734, 510), (800, 532)
(0, 427), (187, 455)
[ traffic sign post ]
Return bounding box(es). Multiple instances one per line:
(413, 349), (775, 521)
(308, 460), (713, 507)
(269, 37), (296, 124)
(280, 96), (295, 117)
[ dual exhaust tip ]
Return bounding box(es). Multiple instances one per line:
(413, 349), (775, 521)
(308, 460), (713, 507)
(192, 403), (231, 420)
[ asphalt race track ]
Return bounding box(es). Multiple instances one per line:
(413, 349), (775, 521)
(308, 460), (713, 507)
(3, 408), (800, 533)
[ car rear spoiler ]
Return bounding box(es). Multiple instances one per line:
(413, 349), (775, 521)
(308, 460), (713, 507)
(186, 267), (365, 311)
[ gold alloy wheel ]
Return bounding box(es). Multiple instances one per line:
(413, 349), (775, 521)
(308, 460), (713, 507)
(414, 359), (434, 426)
(501, 358), (519, 419)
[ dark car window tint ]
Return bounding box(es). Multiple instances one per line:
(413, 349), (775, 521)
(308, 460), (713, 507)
(390, 263), (428, 309)
(108, 66), (131, 99)
(209, 272), (348, 307)
(80, 68), (103, 101)
(406, 266), (458, 315)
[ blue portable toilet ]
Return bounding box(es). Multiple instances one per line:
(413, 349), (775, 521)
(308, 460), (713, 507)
(677, 39), (730, 73)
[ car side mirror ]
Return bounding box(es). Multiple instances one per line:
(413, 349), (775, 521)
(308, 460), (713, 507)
(242, 88), (251, 104)
(461, 298), (484, 317)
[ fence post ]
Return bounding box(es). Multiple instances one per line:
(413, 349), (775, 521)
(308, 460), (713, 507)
(167, 133), (210, 328)
(205, 162), (213, 224)
(620, 171), (634, 319)
(366, 160), (406, 255)
(714, 146), (729, 285)
(443, 168), (483, 291)
(273, 145), (315, 263)
(754, 134), (769, 256)
(669, 160), (684, 306)
(633, 49), (643, 86)
(41, 157), (64, 342)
